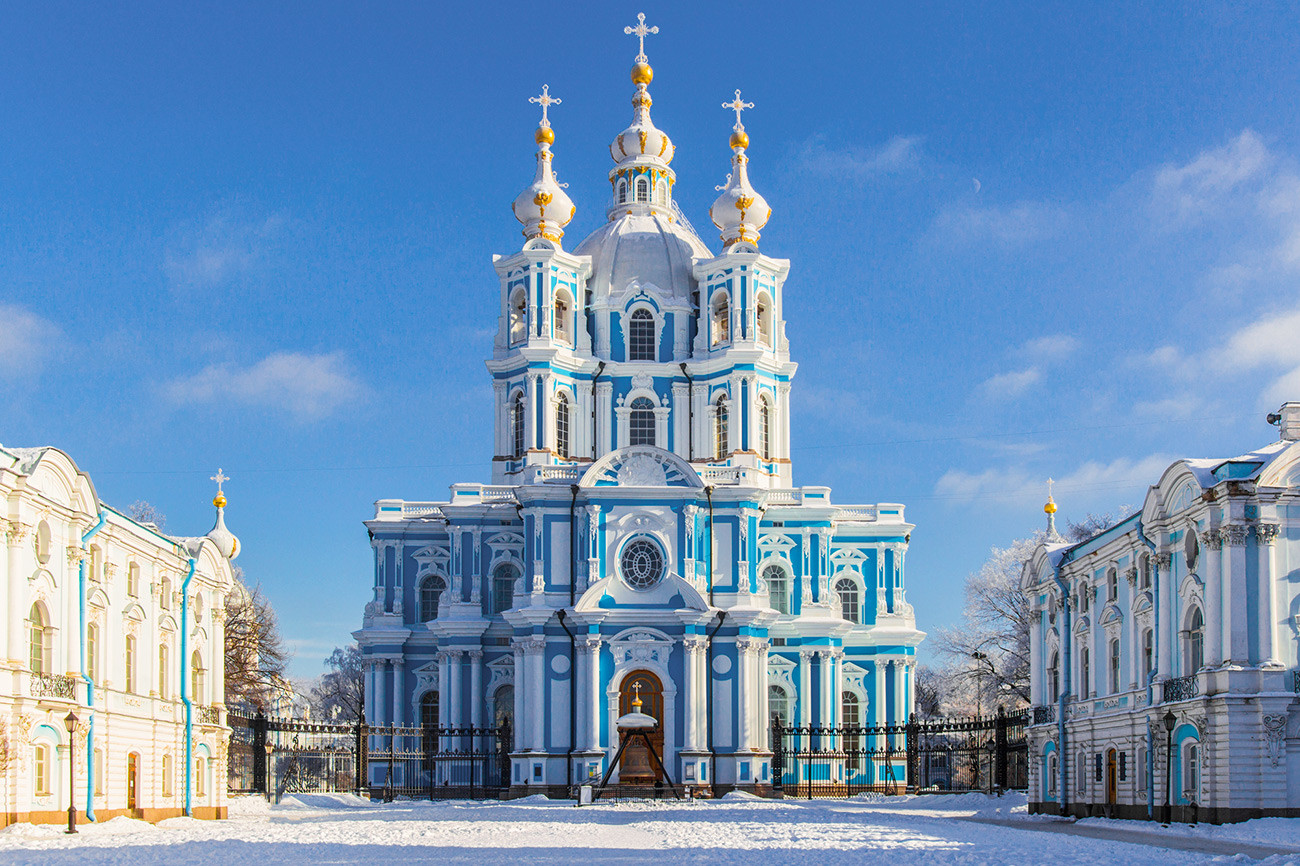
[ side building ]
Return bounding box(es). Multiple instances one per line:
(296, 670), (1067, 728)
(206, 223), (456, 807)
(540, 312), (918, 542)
(1022, 403), (1300, 822)
(0, 444), (238, 825)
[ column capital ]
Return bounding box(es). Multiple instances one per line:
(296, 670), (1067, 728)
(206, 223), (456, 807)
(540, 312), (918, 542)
(1257, 523), (1281, 545)
(466, 649), (484, 661)
(514, 635), (548, 654)
(1224, 524), (1250, 547)
(1203, 528), (1224, 550)
(736, 636), (768, 654)
(4, 521), (27, 546)
(578, 635), (603, 652)
(1154, 552), (1172, 570)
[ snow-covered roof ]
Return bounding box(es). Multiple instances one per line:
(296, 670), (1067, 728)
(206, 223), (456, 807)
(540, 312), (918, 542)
(574, 211), (711, 302)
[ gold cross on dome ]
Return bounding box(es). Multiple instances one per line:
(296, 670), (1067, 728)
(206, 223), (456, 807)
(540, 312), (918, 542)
(529, 84), (561, 128)
(631, 680), (643, 706)
(211, 468), (229, 495)
(723, 89), (753, 131)
(624, 12), (658, 63)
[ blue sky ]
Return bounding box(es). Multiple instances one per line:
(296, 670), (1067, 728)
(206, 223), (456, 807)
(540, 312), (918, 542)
(4, 2), (1300, 679)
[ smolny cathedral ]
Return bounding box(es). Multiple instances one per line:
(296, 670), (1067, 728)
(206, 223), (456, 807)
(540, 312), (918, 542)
(354, 16), (923, 795)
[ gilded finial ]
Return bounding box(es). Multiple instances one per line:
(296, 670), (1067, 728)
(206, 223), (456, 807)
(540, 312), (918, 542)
(210, 468), (229, 509)
(631, 680), (643, 711)
(530, 85), (560, 144)
(723, 89), (754, 149)
(625, 12), (658, 85)
(1044, 477), (1057, 514)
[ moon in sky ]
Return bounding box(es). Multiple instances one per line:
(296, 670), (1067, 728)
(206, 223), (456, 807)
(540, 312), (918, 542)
(973, 178), (982, 193)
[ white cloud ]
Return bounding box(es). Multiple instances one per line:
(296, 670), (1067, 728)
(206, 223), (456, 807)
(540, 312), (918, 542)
(978, 367), (1041, 400)
(1020, 334), (1078, 360)
(163, 211), (286, 291)
(1151, 129), (1271, 227)
(795, 135), (923, 181)
(0, 303), (60, 374)
(934, 453), (1174, 506)
(163, 351), (364, 420)
(931, 200), (1068, 247)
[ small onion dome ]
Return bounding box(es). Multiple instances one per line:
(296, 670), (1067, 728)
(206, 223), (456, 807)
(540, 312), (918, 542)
(709, 138), (771, 250)
(1044, 496), (1058, 515)
(205, 493), (240, 560)
(609, 64), (674, 169)
(512, 123), (575, 247)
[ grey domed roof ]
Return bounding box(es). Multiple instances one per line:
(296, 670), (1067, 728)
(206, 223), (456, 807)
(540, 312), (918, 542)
(573, 211), (712, 301)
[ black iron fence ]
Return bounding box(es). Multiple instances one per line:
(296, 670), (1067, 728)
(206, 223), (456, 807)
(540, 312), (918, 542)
(227, 714), (510, 800)
(772, 708), (1028, 798)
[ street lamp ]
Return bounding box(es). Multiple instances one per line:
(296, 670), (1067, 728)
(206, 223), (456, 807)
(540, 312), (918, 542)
(63, 710), (79, 835)
(1162, 710), (1176, 824)
(263, 740), (274, 803)
(971, 652), (988, 717)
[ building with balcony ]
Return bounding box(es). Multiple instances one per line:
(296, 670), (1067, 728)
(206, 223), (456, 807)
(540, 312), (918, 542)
(352, 18), (923, 797)
(0, 445), (238, 825)
(1022, 402), (1300, 822)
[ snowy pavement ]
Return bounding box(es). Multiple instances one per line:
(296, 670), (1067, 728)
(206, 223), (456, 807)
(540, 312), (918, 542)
(2, 791), (1300, 865)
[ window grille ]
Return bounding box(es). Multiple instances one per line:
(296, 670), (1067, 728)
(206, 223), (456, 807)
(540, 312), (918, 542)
(629, 397), (656, 446)
(628, 309), (655, 361)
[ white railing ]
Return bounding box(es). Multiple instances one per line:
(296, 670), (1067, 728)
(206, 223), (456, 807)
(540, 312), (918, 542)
(765, 490), (802, 504)
(402, 503), (445, 517)
(480, 486), (518, 502)
(534, 466), (584, 483)
(834, 507), (879, 522)
(699, 467), (745, 484)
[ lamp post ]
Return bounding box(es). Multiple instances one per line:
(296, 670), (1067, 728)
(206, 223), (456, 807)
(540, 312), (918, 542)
(63, 710), (79, 834)
(971, 652), (988, 717)
(263, 740), (274, 803)
(1162, 710), (1176, 824)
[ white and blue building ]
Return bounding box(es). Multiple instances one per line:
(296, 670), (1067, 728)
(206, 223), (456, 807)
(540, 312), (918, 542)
(353, 21), (923, 796)
(1023, 403), (1300, 822)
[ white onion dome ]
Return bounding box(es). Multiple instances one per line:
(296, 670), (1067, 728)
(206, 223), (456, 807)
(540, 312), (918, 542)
(606, 62), (677, 221)
(205, 490), (240, 560)
(512, 87), (575, 247)
(710, 92), (771, 250)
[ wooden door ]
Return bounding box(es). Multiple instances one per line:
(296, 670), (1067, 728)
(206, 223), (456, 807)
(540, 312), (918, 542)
(127, 753), (139, 812)
(619, 671), (664, 781)
(1105, 749), (1118, 805)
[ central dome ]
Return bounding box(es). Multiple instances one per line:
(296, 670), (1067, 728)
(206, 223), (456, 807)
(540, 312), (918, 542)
(573, 211), (711, 301)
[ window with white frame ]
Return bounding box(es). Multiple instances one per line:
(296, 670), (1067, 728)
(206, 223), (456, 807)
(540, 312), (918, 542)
(1049, 651), (1060, 701)
(760, 396), (773, 460)
(1142, 629), (1153, 683)
(94, 748), (104, 796)
(629, 397), (656, 446)
(124, 634), (137, 693)
(1047, 753), (1058, 797)
(158, 644), (169, 699)
(836, 577), (860, 624)
(554, 292), (572, 344)
(714, 395), (728, 459)
(161, 753), (172, 796)
(764, 565), (789, 614)
(1183, 742), (1200, 800)
(756, 293), (772, 346)
(34, 742), (51, 795)
(509, 290), (527, 345)
(127, 562), (140, 597)
(492, 565), (516, 615)
(617, 178), (628, 204)
(87, 622), (100, 681)
(421, 691), (440, 728)
(1187, 607), (1205, 673)
(1140, 554), (1151, 588)
(1080, 646), (1090, 697)
(419, 575), (446, 622)
(191, 650), (205, 704)
(769, 685), (790, 727)
(628, 308), (655, 361)
(1077, 750), (1087, 795)
(635, 176), (649, 202)
(511, 393), (526, 458)
(711, 294), (730, 346)
(842, 691), (862, 769)
(195, 758), (206, 798)
(1107, 568), (1118, 602)
(1108, 638), (1121, 694)
(28, 603), (50, 675)
(555, 392), (571, 459)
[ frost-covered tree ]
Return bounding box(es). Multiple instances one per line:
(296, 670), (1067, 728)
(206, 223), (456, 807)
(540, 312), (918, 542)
(126, 500), (166, 532)
(913, 664), (946, 719)
(224, 567), (289, 712)
(311, 644), (364, 722)
(1064, 509), (1127, 543)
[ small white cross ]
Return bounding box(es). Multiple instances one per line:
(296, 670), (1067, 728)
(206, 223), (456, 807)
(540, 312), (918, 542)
(529, 84), (561, 128)
(723, 89), (753, 131)
(624, 12), (659, 63)
(211, 468), (229, 495)
(1047, 478), (1055, 499)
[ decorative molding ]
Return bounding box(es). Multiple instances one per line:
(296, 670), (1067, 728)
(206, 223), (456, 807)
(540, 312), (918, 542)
(1224, 525), (1249, 547)
(1256, 523), (1281, 546)
(1264, 714), (1287, 767)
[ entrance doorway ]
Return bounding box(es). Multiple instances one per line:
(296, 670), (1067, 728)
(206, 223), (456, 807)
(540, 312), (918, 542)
(127, 752), (139, 814)
(619, 670), (664, 782)
(1105, 748), (1118, 809)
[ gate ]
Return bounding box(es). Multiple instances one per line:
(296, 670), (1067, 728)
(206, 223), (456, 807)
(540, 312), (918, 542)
(772, 707), (1027, 798)
(226, 714), (510, 800)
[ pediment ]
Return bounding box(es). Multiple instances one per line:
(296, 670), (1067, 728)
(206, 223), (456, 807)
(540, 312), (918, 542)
(580, 446), (703, 489)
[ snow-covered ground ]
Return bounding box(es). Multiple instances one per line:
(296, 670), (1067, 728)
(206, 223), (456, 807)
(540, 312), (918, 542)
(1, 791), (1299, 864)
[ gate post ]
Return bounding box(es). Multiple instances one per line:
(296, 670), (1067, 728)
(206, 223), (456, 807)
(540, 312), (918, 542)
(905, 713), (918, 793)
(498, 718), (512, 797)
(995, 706), (1008, 793)
(355, 720), (367, 796)
(252, 712), (268, 795)
(771, 716), (784, 796)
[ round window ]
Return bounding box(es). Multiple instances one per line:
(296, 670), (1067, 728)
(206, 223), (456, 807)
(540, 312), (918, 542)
(620, 538), (665, 590)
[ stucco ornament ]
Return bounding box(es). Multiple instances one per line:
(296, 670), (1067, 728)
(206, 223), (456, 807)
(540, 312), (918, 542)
(616, 454), (668, 487)
(1264, 714), (1287, 767)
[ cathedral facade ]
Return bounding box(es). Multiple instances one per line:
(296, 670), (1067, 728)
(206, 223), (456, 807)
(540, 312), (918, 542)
(354, 18), (923, 795)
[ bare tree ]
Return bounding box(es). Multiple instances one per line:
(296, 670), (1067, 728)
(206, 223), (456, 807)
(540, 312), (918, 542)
(913, 664), (946, 719)
(310, 644), (364, 722)
(126, 500), (166, 532)
(934, 536), (1039, 713)
(1064, 508), (1128, 543)
(224, 568), (289, 713)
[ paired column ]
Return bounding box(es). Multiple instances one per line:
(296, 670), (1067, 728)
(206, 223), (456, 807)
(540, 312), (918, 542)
(1258, 525), (1281, 665)
(520, 636), (547, 751)
(1154, 553), (1172, 680)
(391, 658), (404, 727)
(578, 636), (604, 752)
(469, 650), (484, 729)
(5, 522), (28, 662)
(682, 637), (705, 751)
(1204, 530), (1224, 667)
(1224, 525), (1251, 663)
(797, 651), (813, 729)
(1029, 610), (1043, 706)
(447, 651), (462, 728)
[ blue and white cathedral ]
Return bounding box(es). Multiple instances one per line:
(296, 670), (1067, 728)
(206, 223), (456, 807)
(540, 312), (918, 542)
(354, 15), (923, 795)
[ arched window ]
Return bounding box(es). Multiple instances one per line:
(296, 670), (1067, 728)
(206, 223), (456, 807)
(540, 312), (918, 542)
(419, 575), (446, 622)
(492, 566), (516, 615)
(554, 292), (572, 344)
(1049, 651), (1060, 701)
(714, 396), (728, 459)
(94, 748), (104, 796)
(1107, 568), (1118, 601)
(158, 644), (168, 699)
(711, 294), (730, 346)
(760, 396), (773, 460)
(1142, 629), (1154, 683)
(555, 392), (571, 459)
(1047, 752), (1058, 798)
(836, 577), (860, 624)
(124, 634), (137, 693)
(28, 603), (50, 675)
(1184, 741), (1200, 797)
(764, 565), (789, 614)
(628, 308), (655, 361)
(494, 685), (515, 731)
(655, 179), (668, 204)
(842, 692), (862, 769)
(511, 392), (526, 459)
(617, 178), (628, 204)
(33, 743), (51, 795)
(127, 562), (140, 598)
(195, 758), (206, 798)
(768, 684), (790, 728)
(1109, 638), (1121, 694)
(629, 397), (656, 446)
(1140, 555), (1152, 589)
(191, 650), (205, 704)
(635, 176), (649, 202)
(87, 623), (100, 681)
(1187, 607), (1204, 673)
(421, 691), (440, 729)
(756, 293), (772, 346)
(1080, 647), (1090, 698)
(161, 753), (172, 796)
(160, 576), (172, 610)
(509, 289), (527, 345)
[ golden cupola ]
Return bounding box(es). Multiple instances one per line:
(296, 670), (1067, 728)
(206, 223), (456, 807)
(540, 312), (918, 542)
(512, 85), (575, 247)
(709, 89), (772, 250)
(606, 13), (676, 220)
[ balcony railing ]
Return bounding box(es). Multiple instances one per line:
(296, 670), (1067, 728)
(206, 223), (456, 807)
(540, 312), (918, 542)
(196, 705), (221, 726)
(1031, 704), (1057, 725)
(1162, 674), (1199, 703)
(31, 673), (78, 699)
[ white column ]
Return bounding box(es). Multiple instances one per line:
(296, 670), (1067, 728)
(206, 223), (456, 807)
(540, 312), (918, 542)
(470, 528), (483, 605)
(364, 660), (376, 725)
(375, 660), (388, 726)
(736, 640), (752, 752)
(672, 383), (690, 460)
(682, 637), (702, 751)
(873, 660), (887, 728)
(524, 375), (538, 453)
(798, 651), (813, 729)
(818, 650), (834, 728)
(524, 636), (546, 751)
(595, 381), (613, 457)
(1204, 530), (1224, 667)
(511, 644), (525, 752)
(437, 652), (450, 728)
(1029, 611), (1043, 706)
(579, 636), (603, 751)
(1155, 553), (1172, 679)
(469, 650), (484, 729)
(1224, 525), (1251, 664)
(391, 658), (404, 727)
(892, 661), (908, 725)
(1259, 524), (1281, 665)
(832, 650), (844, 727)
(493, 381), (507, 457)
(5, 523), (28, 662)
(447, 650), (462, 728)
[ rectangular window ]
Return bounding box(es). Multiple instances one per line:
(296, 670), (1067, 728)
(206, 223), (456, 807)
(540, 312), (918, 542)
(94, 748), (103, 796)
(162, 754), (172, 796)
(125, 636), (137, 694)
(34, 745), (50, 795)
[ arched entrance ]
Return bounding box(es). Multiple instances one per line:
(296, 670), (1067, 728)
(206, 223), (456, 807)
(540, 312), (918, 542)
(1105, 748), (1118, 811)
(126, 752), (140, 814)
(619, 670), (664, 783)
